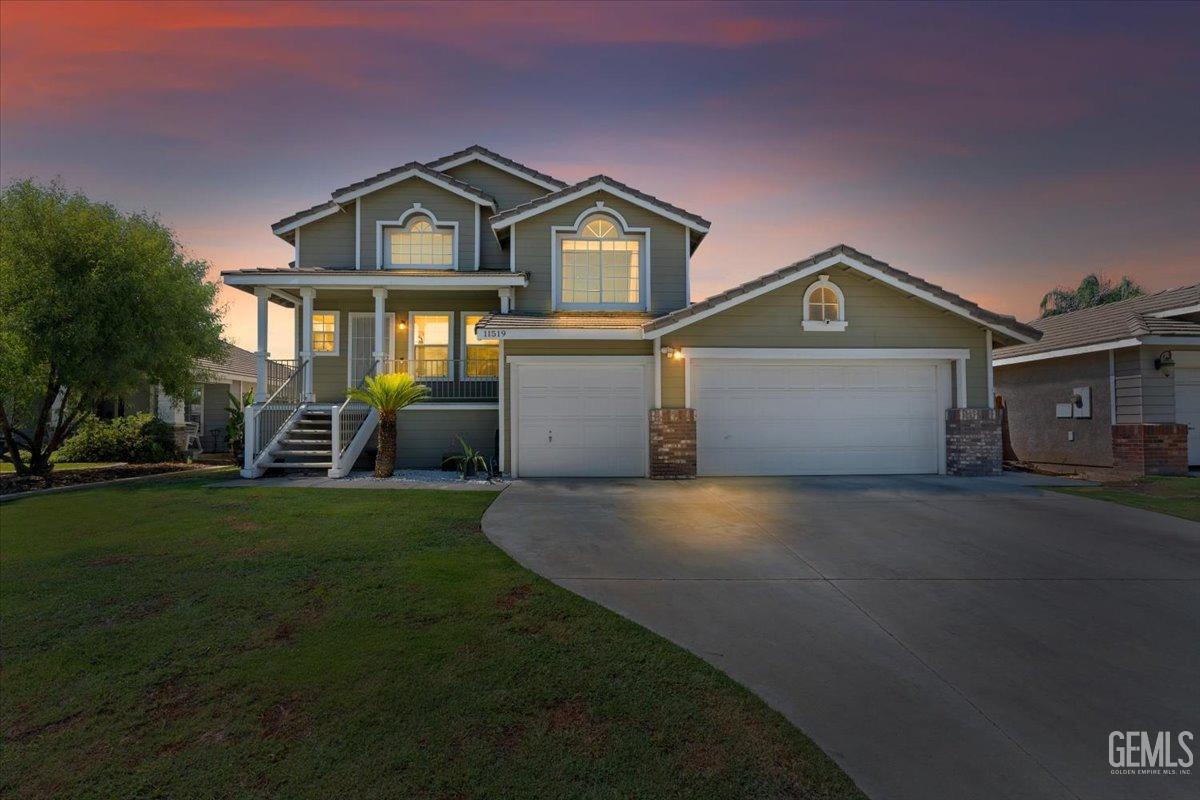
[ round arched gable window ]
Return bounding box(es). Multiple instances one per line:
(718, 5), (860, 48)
(802, 275), (847, 331)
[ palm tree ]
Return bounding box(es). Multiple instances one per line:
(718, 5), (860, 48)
(346, 372), (429, 478)
(1039, 273), (1144, 318)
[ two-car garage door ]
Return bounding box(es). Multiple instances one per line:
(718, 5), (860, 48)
(693, 359), (945, 476)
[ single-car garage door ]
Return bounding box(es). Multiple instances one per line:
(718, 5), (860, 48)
(515, 363), (649, 477)
(1176, 366), (1200, 465)
(694, 360), (945, 476)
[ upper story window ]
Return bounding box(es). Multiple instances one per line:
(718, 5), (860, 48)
(802, 276), (847, 331)
(560, 213), (642, 309)
(386, 215), (453, 269)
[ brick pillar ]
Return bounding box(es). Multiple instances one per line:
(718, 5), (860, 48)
(649, 408), (696, 479)
(1112, 423), (1188, 477)
(945, 408), (1003, 476)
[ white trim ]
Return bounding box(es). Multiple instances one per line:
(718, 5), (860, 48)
(293, 227), (300, 267)
(492, 180), (709, 234)
(376, 206), (459, 270)
(1108, 349), (1117, 425)
(679, 347), (971, 361)
(683, 225), (691, 307)
(408, 311), (454, 382)
(504, 355), (654, 366)
(684, 356), (692, 408)
(354, 198), (361, 269)
(985, 330), (994, 409)
(272, 204), (342, 236)
(474, 205), (480, 271)
(311, 309), (341, 357)
(507, 356), (653, 479)
(653, 336), (662, 408)
(476, 327), (644, 340)
(1147, 303), (1200, 318)
(646, 253), (1037, 343)
(332, 168), (496, 208)
(429, 152), (564, 192)
(403, 403), (498, 411)
(224, 272), (527, 290)
(955, 357), (968, 408)
(994, 338), (1144, 366)
(460, 312), (499, 381)
(498, 338), (506, 473)
(509, 224), (517, 272)
(801, 275), (847, 332)
(551, 205), (650, 312)
(347, 311), (395, 387)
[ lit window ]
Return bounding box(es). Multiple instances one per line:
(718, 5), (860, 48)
(560, 214), (640, 307)
(802, 277), (847, 331)
(410, 313), (450, 379)
(312, 311), (339, 354)
(462, 314), (499, 379)
(387, 216), (453, 268)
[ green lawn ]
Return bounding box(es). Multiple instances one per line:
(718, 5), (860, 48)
(0, 475), (862, 799)
(0, 461), (117, 473)
(1052, 476), (1200, 522)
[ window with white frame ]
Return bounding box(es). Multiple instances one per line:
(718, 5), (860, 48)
(312, 311), (339, 354)
(386, 215), (453, 268)
(410, 312), (451, 379)
(802, 276), (847, 331)
(461, 313), (499, 379)
(560, 214), (641, 307)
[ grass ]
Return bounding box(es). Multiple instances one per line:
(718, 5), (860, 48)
(0, 475), (863, 799)
(1052, 475), (1200, 522)
(0, 462), (117, 473)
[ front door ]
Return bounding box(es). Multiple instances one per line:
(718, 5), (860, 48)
(347, 312), (395, 387)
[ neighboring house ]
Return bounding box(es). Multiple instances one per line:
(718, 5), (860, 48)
(994, 286), (1200, 477)
(223, 145), (1039, 479)
(107, 341), (261, 452)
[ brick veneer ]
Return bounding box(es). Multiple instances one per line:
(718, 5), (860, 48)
(945, 407), (1003, 476)
(649, 408), (697, 479)
(1112, 423), (1188, 477)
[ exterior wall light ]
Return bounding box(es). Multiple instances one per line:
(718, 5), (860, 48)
(1154, 350), (1174, 376)
(660, 346), (684, 360)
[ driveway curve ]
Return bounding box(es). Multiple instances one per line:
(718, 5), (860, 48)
(483, 475), (1200, 800)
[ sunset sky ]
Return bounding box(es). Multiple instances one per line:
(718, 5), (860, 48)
(2, 1), (1197, 356)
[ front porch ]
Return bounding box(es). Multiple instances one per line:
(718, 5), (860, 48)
(224, 269), (524, 478)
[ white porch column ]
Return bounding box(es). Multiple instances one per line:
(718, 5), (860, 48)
(955, 357), (968, 408)
(255, 287), (270, 400)
(299, 287), (316, 402)
(372, 287), (388, 374)
(498, 286), (514, 313)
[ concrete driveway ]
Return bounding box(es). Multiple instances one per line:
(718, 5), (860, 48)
(483, 475), (1200, 800)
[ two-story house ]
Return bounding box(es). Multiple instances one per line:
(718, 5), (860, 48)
(224, 145), (1040, 479)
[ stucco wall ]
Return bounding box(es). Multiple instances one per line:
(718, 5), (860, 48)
(994, 351), (1114, 468)
(656, 265), (992, 408)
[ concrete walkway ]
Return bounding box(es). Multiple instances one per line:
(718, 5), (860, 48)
(483, 474), (1200, 800)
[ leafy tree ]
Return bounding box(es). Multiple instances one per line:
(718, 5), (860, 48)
(0, 179), (224, 475)
(1039, 273), (1144, 318)
(346, 372), (430, 478)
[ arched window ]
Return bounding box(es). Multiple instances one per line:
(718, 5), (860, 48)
(560, 213), (642, 307)
(802, 276), (847, 331)
(386, 214), (454, 268)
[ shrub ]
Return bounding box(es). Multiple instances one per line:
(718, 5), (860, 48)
(56, 413), (179, 463)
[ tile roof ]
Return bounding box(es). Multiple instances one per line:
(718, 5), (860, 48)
(477, 311), (655, 330)
(197, 341), (258, 381)
(488, 174), (712, 231)
(643, 244), (1041, 342)
(329, 161), (497, 206)
(995, 284), (1200, 359)
(426, 145), (569, 190)
(222, 267), (523, 277)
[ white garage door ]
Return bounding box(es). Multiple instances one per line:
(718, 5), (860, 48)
(694, 360), (944, 476)
(1175, 367), (1200, 465)
(516, 363), (648, 477)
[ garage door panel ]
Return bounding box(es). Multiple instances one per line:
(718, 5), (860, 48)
(1175, 367), (1199, 465)
(696, 360), (942, 476)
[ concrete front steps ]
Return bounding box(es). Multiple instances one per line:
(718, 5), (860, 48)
(263, 407), (334, 470)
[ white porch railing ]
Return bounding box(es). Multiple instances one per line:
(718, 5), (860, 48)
(243, 357), (308, 476)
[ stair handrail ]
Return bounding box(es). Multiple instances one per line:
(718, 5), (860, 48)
(248, 357), (309, 467)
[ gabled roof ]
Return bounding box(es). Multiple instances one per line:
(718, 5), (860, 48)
(197, 341), (258, 382)
(489, 174), (711, 233)
(426, 145), (568, 192)
(994, 283), (1200, 363)
(271, 162), (497, 237)
(643, 244), (1041, 344)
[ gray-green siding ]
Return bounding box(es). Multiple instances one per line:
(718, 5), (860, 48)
(442, 161), (549, 272)
(296, 208), (355, 268)
(358, 177), (477, 270)
(355, 409), (497, 470)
